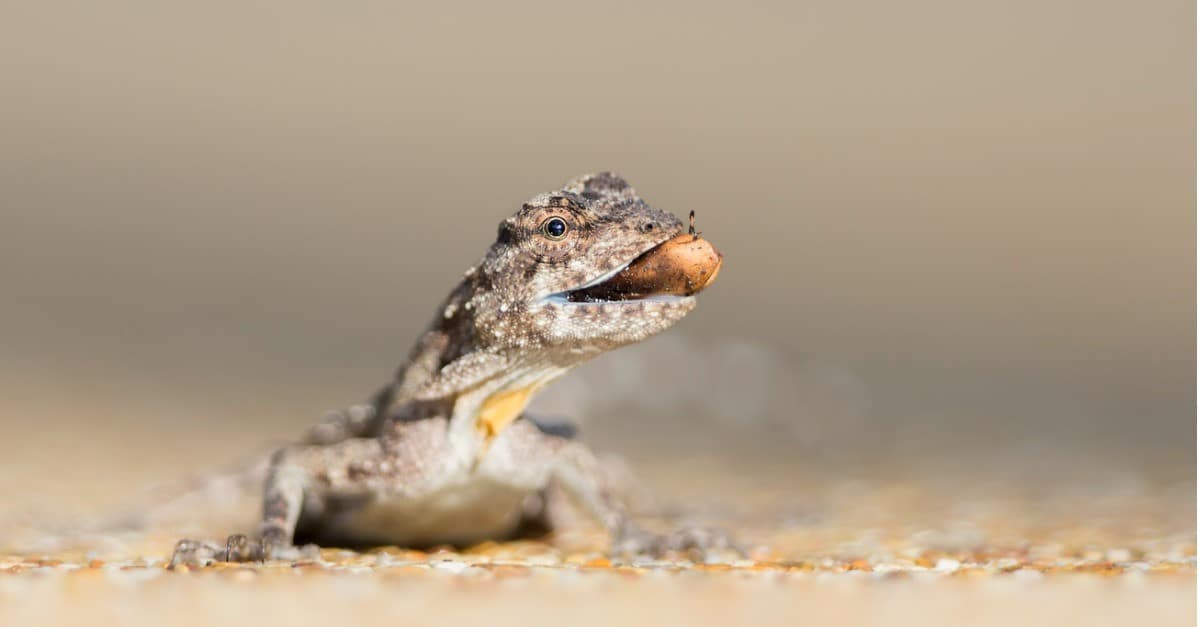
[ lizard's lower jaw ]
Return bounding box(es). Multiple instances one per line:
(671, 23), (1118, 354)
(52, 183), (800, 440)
(535, 254), (698, 347)
(535, 290), (697, 349)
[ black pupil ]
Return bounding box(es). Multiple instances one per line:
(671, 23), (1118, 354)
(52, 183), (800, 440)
(545, 218), (567, 238)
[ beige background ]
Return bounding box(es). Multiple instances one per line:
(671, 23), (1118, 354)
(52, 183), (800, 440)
(0, 1), (1194, 516)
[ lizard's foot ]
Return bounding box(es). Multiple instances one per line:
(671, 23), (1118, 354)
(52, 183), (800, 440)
(169, 534), (317, 568)
(169, 534), (263, 568)
(612, 524), (743, 560)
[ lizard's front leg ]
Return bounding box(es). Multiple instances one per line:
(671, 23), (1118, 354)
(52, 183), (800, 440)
(169, 449), (312, 567)
(168, 439), (378, 567)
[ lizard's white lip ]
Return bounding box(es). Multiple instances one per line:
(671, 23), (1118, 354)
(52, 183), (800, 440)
(543, 292), (693, 305)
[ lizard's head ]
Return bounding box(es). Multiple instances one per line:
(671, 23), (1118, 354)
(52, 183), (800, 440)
(470, 172), (715, 358)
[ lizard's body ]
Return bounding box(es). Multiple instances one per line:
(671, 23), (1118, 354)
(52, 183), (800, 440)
(171, 173), (729, 565)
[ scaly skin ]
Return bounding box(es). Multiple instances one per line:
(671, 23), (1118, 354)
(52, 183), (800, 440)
(170, 173), (735, 567)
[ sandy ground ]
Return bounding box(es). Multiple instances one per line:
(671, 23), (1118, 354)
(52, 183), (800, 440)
(0, 564), (1193, 627)
(0, 391), (1193, 627)
(1, 456), (1194, 627)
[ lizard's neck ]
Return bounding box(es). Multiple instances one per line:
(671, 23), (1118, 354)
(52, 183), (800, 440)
(443, 361), (570, 463)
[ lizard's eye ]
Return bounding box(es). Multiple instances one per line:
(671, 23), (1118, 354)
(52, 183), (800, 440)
(541, 216), (569, 240)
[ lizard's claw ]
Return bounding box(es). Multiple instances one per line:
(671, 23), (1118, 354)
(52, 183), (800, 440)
(612, 524), (744, 560)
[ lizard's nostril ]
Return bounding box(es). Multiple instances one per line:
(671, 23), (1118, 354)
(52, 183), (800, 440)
(642, 223), (655, 233)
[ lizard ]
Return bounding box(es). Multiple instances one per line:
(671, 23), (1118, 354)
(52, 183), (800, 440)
(168, 172), (733, 566)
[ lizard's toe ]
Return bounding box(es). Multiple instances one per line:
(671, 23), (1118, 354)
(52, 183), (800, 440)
(224, 533), (264, 562)
(168, 538), (224, 569)
(611, 524), (744, 560)
(610, 525), (659, 557)
(659, 526), (743, 556)
(257, 542), (314, 562)
(296, 543), (322, 561)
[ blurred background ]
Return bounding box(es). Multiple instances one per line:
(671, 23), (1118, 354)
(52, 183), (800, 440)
(0, 0), (1193, 524)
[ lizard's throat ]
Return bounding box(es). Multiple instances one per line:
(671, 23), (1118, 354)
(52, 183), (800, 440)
(470, 367), (567, 441)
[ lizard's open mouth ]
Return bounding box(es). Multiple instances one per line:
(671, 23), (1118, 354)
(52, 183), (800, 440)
(557, 255), (660, 304)
(551, 233), (723, 304)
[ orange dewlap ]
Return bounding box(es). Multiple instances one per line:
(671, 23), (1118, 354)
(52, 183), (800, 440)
(475, 386), (539, 439)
